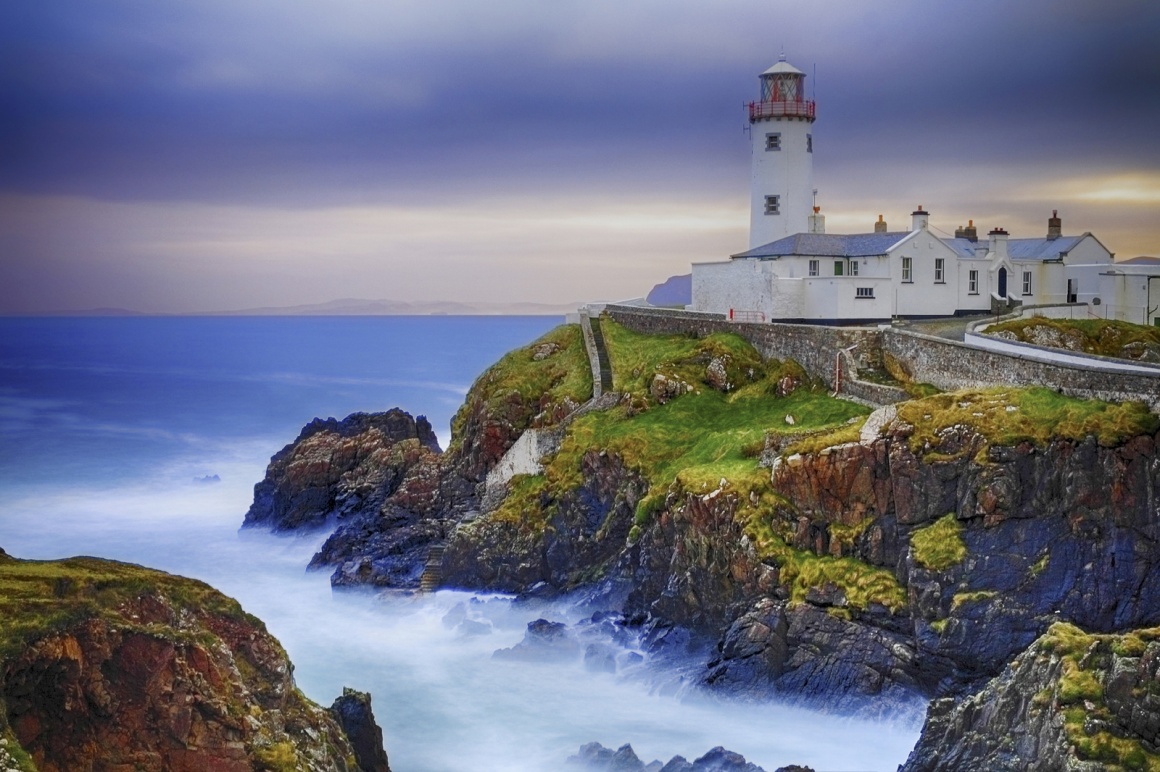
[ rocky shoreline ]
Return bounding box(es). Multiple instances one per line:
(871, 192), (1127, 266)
(0, 548), (392, 771)
(239, 320), (1160, 768)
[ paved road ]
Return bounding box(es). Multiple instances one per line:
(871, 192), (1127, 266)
(896, 315), (992, 342)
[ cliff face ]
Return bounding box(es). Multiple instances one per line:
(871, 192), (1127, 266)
(243, 320), (1160, 733)
(900, 622), (1160, 771)
(0, 550), (389, 772)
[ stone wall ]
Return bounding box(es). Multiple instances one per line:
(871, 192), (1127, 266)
(883, 328), (1160, 410)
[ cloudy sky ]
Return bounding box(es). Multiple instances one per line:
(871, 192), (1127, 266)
(2, 0), (1158, 313)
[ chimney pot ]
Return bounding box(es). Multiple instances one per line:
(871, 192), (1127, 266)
(874, 214), (888, 233)
(1047, 209), (1062, 241)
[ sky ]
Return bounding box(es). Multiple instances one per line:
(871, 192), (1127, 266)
(2, 0), (1159, 314)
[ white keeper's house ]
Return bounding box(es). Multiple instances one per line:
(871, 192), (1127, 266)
(690, 56), (1160, 326)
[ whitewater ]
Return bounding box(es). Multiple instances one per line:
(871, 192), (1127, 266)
(0, 316), (920, 771)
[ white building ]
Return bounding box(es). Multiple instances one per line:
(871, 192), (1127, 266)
(690, 57), (1160, 326)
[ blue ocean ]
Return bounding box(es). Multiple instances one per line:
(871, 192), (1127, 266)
(0, 316), (919, 771)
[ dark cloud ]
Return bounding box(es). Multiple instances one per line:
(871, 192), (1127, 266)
(1, 0), (1157, 312)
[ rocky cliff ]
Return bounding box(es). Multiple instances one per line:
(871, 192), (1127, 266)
(900, 622), (1160, 771)
(244, 319), (1160, 764)
(0, 548), (390, 772)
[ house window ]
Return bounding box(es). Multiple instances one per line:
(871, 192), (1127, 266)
(834, 260), (844, 276)
(901, 257), (913, 283)
(807, 134), (813, 153)
(968, 269), (978, 294)
(808, 259), (819, 277)
(765, 133), (781, 151)
(855, 287), (874, 299)
(850, 260), (859, 276)
(764, 195), (780, 215)
(934, 258), (945, 283)
(1022, 271), (1032, 295)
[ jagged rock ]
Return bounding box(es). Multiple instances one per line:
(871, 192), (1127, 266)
(243, 409), (440, 532)
(651, 373), (686, 404)
(705, 357), (730, 391)
(0, 552), (384, 772)
(492, 619), (581, 662)
(569, 742), (771, 772)
(329, 688), (391, 772)
(901, 623), (1160, 771)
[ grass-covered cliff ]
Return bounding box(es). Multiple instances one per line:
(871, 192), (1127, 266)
(0, 548), (387, 772)
(242, 314), (1160, 753)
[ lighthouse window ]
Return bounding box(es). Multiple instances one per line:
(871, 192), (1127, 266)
(807, 134), (813, 153)
(765, 133), (781, 151)
(764, 195), (780, 215)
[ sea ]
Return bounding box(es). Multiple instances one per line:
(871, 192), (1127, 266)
(0, 316), (921, 772)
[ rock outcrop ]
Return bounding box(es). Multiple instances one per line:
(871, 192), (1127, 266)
(243, 409), (440, 532)
(900, 622), (1160, 771)
(0, 550), (389, 772)
(568, 741), (796, 772)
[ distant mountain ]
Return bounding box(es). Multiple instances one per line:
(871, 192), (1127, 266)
(645, 274), (691, 307)
(214, 298), (582, 316)
(24, 299), (582, 317)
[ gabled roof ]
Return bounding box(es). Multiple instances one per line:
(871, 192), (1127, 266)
(733, 232), (910, 259)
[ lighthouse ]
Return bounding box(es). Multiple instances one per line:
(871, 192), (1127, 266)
(747, 55), (816, 249)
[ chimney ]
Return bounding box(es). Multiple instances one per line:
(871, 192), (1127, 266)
(808, 206), (826, 234)
(911, 205), (930, 231)
(874, 214), (888, 233)
(989, 227), (1009, 260)
(954, 219), (978, 242)
(1047, 209), (1062, 240)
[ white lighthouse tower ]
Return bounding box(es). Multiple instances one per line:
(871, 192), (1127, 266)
(747, 55), (816, 249)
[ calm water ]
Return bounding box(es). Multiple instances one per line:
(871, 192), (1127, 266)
(0, 316), (920, 771)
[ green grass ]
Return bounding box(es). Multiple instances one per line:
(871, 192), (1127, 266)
(896, 387), (1159, 455)
(0, 553), (260, 661)
(739, 505), (907, 612)
(1039, 623), (1160, 771)
(989, 317), (1160, 359)
(951, 590), (997, 611)
(448, 324), (592, 452)
(911, 514), (967, 572)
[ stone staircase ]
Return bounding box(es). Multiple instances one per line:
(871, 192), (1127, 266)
(419, 543), (445, 592)
(579, 310), (614, 397)
(587, 316), (614, 394)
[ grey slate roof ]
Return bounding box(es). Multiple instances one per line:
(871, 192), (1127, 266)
(940, 238), (986, 258)
(1007, 236), (1084, 260)
(733, 232), (910, 259)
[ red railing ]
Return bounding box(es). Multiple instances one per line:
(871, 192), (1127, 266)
(729, 309), (766, 323)
(748, 100), (816, 121)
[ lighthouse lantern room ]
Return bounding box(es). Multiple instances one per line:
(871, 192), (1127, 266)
(748, 55), (816, 249)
